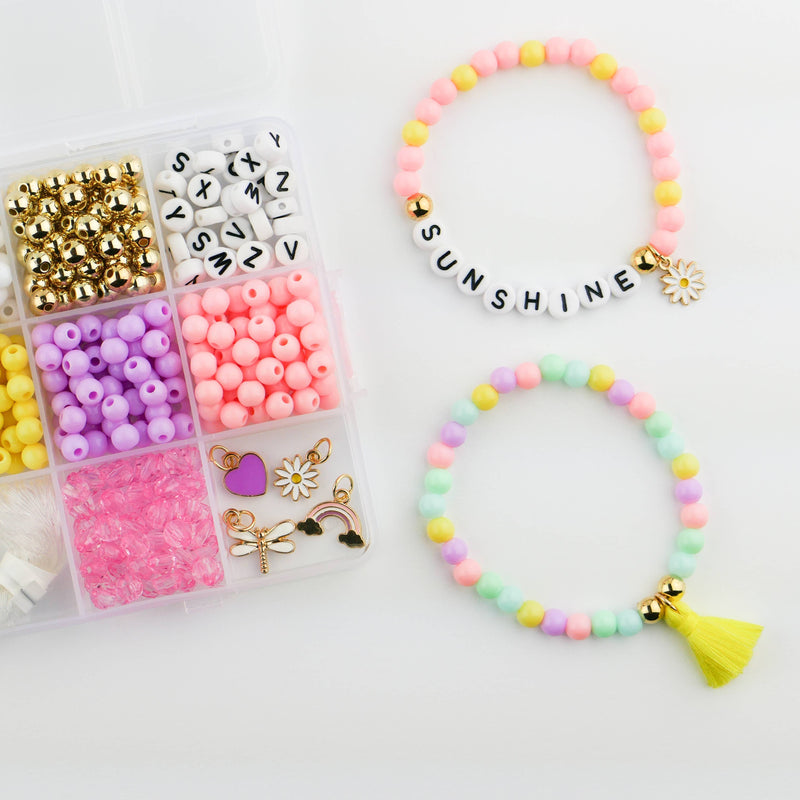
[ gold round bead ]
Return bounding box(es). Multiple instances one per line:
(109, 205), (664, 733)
(135, 247), (160, 274)
(95, 280), (112, 301)
(118, 156), (143, 184)
(69, 279), (99, 307)
(24, 250), (53, 276)
(104, 263), (133, 292)
(16, 241), (35, 264)
(60, 183), (87, 212)
(76, 257), (105, 281)
(71, 165), (95, 187)
(128, 272), (153, 296)
(14, 176), (42, 197)
(43, 170), (69, 194)
(128, 193), (150, 220)
(75, 214), (103, 241)
(60, 214), (77, 234)
(12, 220), (28, 238)
(50, 264), (76, 289)
(405, 193), (433, 220)
(637, 595), (665, 623)
(104, 187), (133, 216)
(94, 161), (122, 188)
(148, 271), (166, 293)
(26, 215), (53, 243)
(38, 197), (60, 219)
(55, 289), (73, 312)
(128, 220), (155, 249)
(23, 274), (48, 295)
(657, 575), (686, 600)
(6, 190), (31, 218)
(87, 200), (111, 222)
(99, 232), (125, 259)
(29, 286), (58, 315)
(61, 239), (88, 267)
(631, 246), (659, 274)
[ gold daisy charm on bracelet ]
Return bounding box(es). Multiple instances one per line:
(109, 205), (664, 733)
(661, 259), (706, 305)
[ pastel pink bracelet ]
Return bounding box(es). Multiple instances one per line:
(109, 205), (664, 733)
(395, 38), (706, 318)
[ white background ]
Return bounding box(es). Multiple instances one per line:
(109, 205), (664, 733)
(2, 0), (799, 796)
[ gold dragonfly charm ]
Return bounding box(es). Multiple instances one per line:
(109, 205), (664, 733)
(223, 509), (296, 574)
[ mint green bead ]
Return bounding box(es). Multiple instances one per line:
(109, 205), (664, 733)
(644, 410), (672, 438)
(677, 527), (705, 554)
(539, 354), (566, 381)
(616, 609), (643, 636)
(424, 468), (453, 494)
(591, 610), (617, 637)
(418, 493), (446, 519)
(496, 585), (524, 613)
(475, 571), (503, 599)
(657, 431), (685, 459)
(668, 551), (696, 578)
(451, 398), (480, 426)
(563, 360), (590, 387)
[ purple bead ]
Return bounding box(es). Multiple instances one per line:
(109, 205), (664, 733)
(101, 417), (124, 437)
(84, 345), (105, 374)
(675, 478), (703, 504)
(35, 343), (63, 371)
(41, 369), (69, 393)
(143, 299), (172, 329)
(117, 313), (146, 343)
(85, 430), (109, 458)
(31, 323), (55, 348)
(59, 405), (87, 434)
(123, 387), (146, 417)
(84, 403), (104, 425)
(153, 351), (182, 378)
(62, 349), (90, 377)
(77, 315), (103, 343)
(129, 303), (148, 319)
(164, 376), (187, 403)
(171, 413), (195, 440)
(107, 362), (127, 381)
(147, 416), (176, 444)
(68, 375), (82, 395)
(101, 394), (130, 422)
(144, 402), (171, 421)
(75, 377), (104, 406)
(141, 329), (171, 358)
(490, 366), (516, 394)
(100, 337), (129, 365)
(123, 356), (152, 385)
(440, 421), (466, 448)
(540, 608), (568, 636)
(608, 379), (635, 406)
(101, 318), (119, 340)
(99, 375), (124, 397)
(139, 379), (168, 406)
(441, 537), (468, 565)
(51, 390), (78, 416)
(52, 427), (67, 448)
(53, 322), (81, 351)
(61, 433), (90, 462)
(111, 423), (140, 451)
(127, 340), (145, 357)
(132, 419), (149, 441)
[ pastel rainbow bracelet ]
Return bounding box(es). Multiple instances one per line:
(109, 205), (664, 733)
(419, 357), (761, 687)
(395, 38), (706, 317)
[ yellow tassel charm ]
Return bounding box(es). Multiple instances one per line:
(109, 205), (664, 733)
(639, 576), (763, 688)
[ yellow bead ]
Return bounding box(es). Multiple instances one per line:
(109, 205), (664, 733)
(587, 364), (615, 392)
(402, 120), (429, 147)
(15, 416), (43, 445)
(427, 517), (455, 543)
(1, 343), (29, 372)
(654, 180), (682, 207)
(12, 399), (40, 421)
(519, 40), (546, 67)
(7, 454), (26, 474)
(10, 335), (25, 346)
(638, 107), (667, 134)
(3, 411), (16, 429)
(471, 383), (499, 410)
(0, 386), (12, 413)
(517, 600), (545, 627)
(590, 53), (617, 80)
(0, 333), (12, 351)
(0, 447), (10, 474)
(672, 453), (699, 479)
(451, 64), (478, 91)
(1, 426), (23, 453)
(6, 374), (34, 402)
(21, 442), (48, 471)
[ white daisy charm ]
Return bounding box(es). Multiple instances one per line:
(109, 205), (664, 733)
(274, 455), (320, 500)
(661, 259), (706, 306)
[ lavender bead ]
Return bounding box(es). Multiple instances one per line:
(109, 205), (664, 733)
(117, 313), (146, 343)
(440, 421), (467, 448)
(141, 329), (170, 358)
(608, 379), (635, 406)
(52, 391), (78, 416)
(106, 362), (127, 382)
(139, 380), (168, 406)
(129, 304), (148, 319)
(52, 427), (67, 448)
(154, 351), (182, 378)
(61, 433), (90, 462)
(77, 315), (103, 342)
(127, 340), (145, 357)
(132, 419), (149, 442)
(441, 537), (468, 565)
(540, 608), (568, 636)
(85, 430), (109, 458)
(59, 405), (87, 434)
(675, 478), (703, 504)
(147, 417), (176, 444)
(41, 369), (69, 393)
(111, 423), (140, 451)
(84, 345), (105, 374)
(164, 376), (187, 403)
(143, 299), (172, 328)
(31, 323), (55, 348)
(100, 337), (129, 365)
(101, 417), (124, 437)
(171, 413), (195, 439)
(490, 366), (516, 394)
(101, 318), (119, 340)
(99, 375), (124, 397)
(53, 322), (81, 351)
(123, 387), (146, 417)
(144, 402), (171, 421)
(35, 343), (62, 371)
(68, 375), (82, 395)
(62, 349), (90, 377)
(84, 403), (104, 426)
(101, 394), (130, 422)
(75, 377), (104, 406)
(123, 356), (152, 385)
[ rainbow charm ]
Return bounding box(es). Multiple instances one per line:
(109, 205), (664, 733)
(297, 475), (365, 549)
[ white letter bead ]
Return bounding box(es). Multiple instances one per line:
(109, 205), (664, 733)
(265, 166), (296, 197)
(272, 215), (307, 237)
(234, 147), (267, 179)
(166, 232), (190, 264)
(429, 246), (462, 278)
(237, 241), (273, 273)
(577, 277), (611, 309)
(194, 205), (228, 227)
(172, 258), (204, 286)
(203, 247), (238, 279)
(254, 130), (286, 161)
(274, 235), (309, 266)
(186, 174), (222, 208)
(153, 169), (187, 199)
(608, 265), (642, 298)
(185, 227), (219, 257)
(192, 150), (226, 174)
(456, 264), (490, 295)
(247, 208), (274, 241)
(212, 133), (245, 154)
(159, 197), (194, 233)
(229, 180), (262, 214)
(219, 185), (240, 217)
(223, 155), (241, 184)
(413, 218), (446, 250)
(264, 196), (299, 220)
(482, 284), (516, 314)
(219, 217), (255, 249)
(515, 287), (548, 316)
(164, 148), (195, 176)
(548, 288), (581, 318)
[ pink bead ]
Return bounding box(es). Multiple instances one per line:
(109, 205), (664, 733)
(247, 314), (276, 342)
(272, 333), (301, 363)
(249, 302), (278, 321)
(657, 206), (685, 233)
(430, 77), (457, 105)
(427, 442), (454, 468)
(292, 387), (320, 415)
(569, 38), (596, 66)
(215, 362), (243, 391)
(311, 374), (337, 397)
(198, 401), (223, 422)
(515, 362), (541, 389)
(195, 379), (223, 406)
(393, 171), (422, 197)
(415, 97), (442, 125)
(226, 283), (249, 314)
(649, 229), (677, 257)
(284, 361), (312, 390)
(545, 37), (570, 64)
(201, 286), (230, 316)
(231, 337), (259, 367)
(286, 299), (315, 327)
(397, 145), (425, 171)
(319, 389), (339, 411)
(629, 392), (656, 419)
(470, 49), (497, 77)
(229, 316), (249, 340)
(453, 558), (481, 586)
(265, 391), (293, 419)
(627, 85), (655, 111)
(219, 401), (249, 429)
(610, 66), (637, 94)
(240, 364), (258, 382)
(286, 270), (316, 298)
(255, 357), (284, 385)
(237, 380), (266, 408)
(177, 293), (202, 318)
(268, 276), (292, 308)
(299, 322), (327, 352)
(206, 321), (235, 350)
(274, 314), (299, 337)
(494, 40), (519, 69)
(241, 279), (270, 307)
(647, 131), (675, 158)
(306, 349), (334, 379)
(565, 613), (592, 640)
(652, 156), (680, 181)
(680, 502), (709, 529)
(185, 341), (211, 358)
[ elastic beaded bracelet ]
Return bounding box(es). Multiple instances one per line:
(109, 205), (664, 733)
(395, 38), (706, 318)
(419, 357), (761, 687)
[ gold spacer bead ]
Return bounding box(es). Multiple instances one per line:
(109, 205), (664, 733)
(148, 271), (166, 293)
(6, 190), (31, 218)
(29, 286), (58, 315)
(49, 264), (75, 289)
(93, 160), (122, 188)
(128, 220), (155, 249)
(104, 262), (133, 292)
(128, 272), (153, 296)
(637, 595), (665, 623)
(38, 197), (60, 219)
(631, 246), (659, 273)
(43, 169), (69, 195)
(135, 247), (160, 274)
(405, 193), (433, 220)
(657, 575), (686, 601)
(69, 279), (99, 307)
(118, 156), (144, 184)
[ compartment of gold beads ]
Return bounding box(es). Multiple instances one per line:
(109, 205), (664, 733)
(5, 157), (164, 315)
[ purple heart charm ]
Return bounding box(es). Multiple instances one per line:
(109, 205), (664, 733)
(223, 452), (267, 497)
